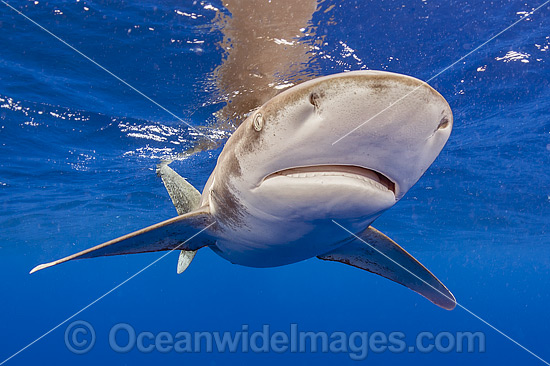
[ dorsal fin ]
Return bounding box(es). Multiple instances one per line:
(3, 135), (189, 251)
(157, 161), (202, 215)
(157, 161), (203, 273)
(30, 163), (213, 274)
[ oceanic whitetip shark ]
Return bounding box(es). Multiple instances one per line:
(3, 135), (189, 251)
(31, 70), (456, 310)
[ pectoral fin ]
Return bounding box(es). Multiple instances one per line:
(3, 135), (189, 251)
(30, 208), (215, 274)
(318, 226), (456, 310)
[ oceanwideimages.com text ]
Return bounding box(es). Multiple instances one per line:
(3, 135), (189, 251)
(65, 321), (486, 360)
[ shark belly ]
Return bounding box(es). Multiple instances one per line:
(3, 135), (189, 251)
(210, 215), (378, 268)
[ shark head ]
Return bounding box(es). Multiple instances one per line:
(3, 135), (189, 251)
(208, 71), (452, 232)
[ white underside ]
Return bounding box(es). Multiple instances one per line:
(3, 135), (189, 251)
(209, 167), (393, 267)
(212, 216), (378, 268)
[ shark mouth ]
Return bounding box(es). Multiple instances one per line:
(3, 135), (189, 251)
(264, 165), (396, 194)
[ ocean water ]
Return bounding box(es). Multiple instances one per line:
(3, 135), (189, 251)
(1, 0), (549, 365)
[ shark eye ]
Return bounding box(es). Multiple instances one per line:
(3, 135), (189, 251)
(253, 113), (264, 131)
(437, 117), (450, 130)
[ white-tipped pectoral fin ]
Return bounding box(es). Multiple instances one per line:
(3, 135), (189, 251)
(318, 226), (456, 310)
(30, 208), (215, 274)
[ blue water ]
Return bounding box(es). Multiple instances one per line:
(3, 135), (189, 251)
(1, 0), (549, 365)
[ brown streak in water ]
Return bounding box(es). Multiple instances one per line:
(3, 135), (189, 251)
(213, 0), (320, 129)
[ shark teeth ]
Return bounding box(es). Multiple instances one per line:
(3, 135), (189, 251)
(265, 165), (396, 194)
(283, 171), (389, 191)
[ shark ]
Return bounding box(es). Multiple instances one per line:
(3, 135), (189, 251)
(30, 70), (456, 310)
